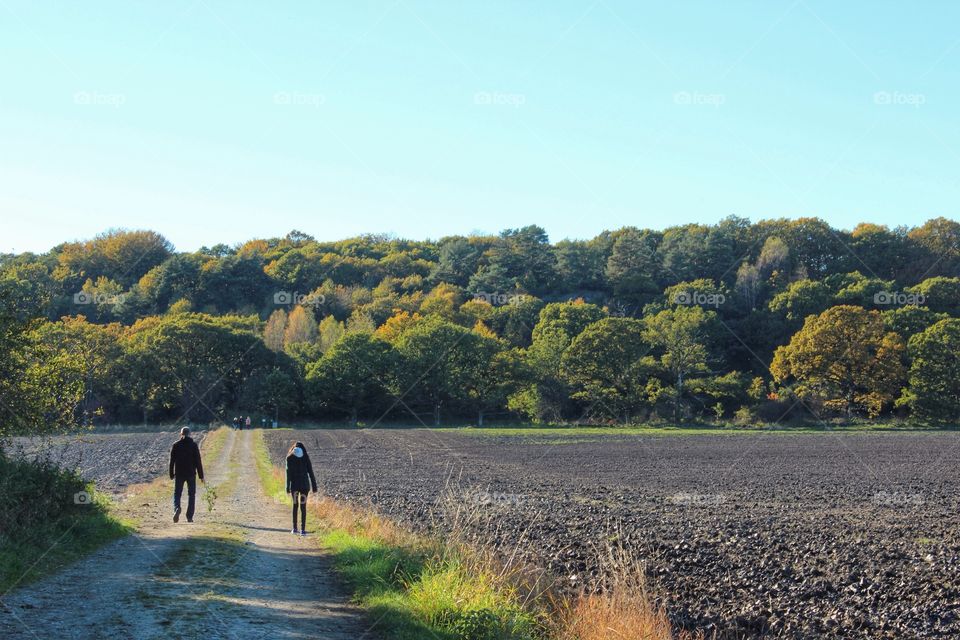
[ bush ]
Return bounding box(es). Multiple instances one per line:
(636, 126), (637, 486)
(0, 451), (127, 590)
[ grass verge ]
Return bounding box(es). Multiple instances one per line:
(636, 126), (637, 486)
(251, 429), (686, 640)
(0, 453), (130, 593)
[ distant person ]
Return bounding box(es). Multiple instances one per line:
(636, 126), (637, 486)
(169, 426), (204, 523)
(261, 418), (266, 429)
(245, 416), (252, 430)
(232, 416), (238, 429)
(285, 441), (318, 536)
(238, 415), (244, 430)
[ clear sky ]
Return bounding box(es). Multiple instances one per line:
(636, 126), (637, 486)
(1, 1), (958, 253)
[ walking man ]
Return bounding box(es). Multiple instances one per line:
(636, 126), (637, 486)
(169, 426), (204, 523)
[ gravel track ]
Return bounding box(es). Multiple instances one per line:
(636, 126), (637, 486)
(264, 428), (960, 639)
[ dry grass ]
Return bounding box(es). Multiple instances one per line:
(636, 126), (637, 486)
(311, 494), (417, 548)
(552, 540), (704, 640)
(556, 592), (677, 640)
(309, 491), (702, 640)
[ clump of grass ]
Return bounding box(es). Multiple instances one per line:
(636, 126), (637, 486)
(552, 536), (703, 640)
(319, 506), (540, 640)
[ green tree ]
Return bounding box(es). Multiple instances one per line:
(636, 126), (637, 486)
(906, 277), (960, 316)
(124, 314), (281, 422)
(31, 316), (128, 424)
(306, 333), (397, 425)
(771, 306), (905, 417)
(605, 228), (658, 304)
(881, 306), (948, 340)
(512, 301), (606, 422)
(246, 367), (299, 422)
(394, 317), (489, 426)
(900, 319), (960, 422)
(643, 306), (714, 422)
(0, 285), (85, 438)
(768, 279), (834, 323)
(560, 318), (652, 422)
(460, 330), (525, 427)
(430, 237), (480, 287)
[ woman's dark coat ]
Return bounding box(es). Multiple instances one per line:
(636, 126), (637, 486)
(285, 449), (318, 494)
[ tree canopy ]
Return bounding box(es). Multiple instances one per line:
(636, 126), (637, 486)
(4, 217), (960, 429)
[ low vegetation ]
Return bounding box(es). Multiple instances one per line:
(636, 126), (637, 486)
(0, 452), (129, 592)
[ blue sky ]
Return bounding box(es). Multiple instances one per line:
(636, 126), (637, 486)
(1, 1), (958, 253)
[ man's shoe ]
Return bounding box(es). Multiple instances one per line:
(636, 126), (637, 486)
(299, 529), (307, 537)
(186, 518), (193, 523)
(173, 507), (181, 523)
(291, 529), (298, 535)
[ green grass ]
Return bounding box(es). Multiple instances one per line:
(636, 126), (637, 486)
(323, 529), (540, 640)
(252, 429), (290, 506)
(262, 420), (959, 437)
(435, 423), (958, 438)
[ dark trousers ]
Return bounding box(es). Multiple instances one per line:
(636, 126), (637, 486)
(292, 491), (307, 530)
(173, 475), (197, 520)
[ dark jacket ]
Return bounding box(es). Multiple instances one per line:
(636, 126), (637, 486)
(169, 436), (204, 480)
(286, 452), (317, 494)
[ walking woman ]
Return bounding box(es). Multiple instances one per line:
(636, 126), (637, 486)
(285, 441), (318, 535)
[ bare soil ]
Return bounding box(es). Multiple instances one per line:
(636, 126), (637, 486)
(263, 428), (960, 639)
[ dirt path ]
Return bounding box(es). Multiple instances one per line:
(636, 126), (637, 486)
(0, 430), (374, 640)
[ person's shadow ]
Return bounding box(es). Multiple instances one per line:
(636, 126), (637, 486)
(222, 521), (290, 532)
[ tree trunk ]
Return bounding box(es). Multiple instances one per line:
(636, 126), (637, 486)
(350, 407), (358, 428)
(434, 401), (441, 427)
(478, 409), (484, 427)
(675, 371), (684, 424)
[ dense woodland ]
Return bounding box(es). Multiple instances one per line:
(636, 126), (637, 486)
(2, 216), (960, 431)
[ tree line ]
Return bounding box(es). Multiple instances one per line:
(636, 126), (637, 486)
(2, 216), (960, 430)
